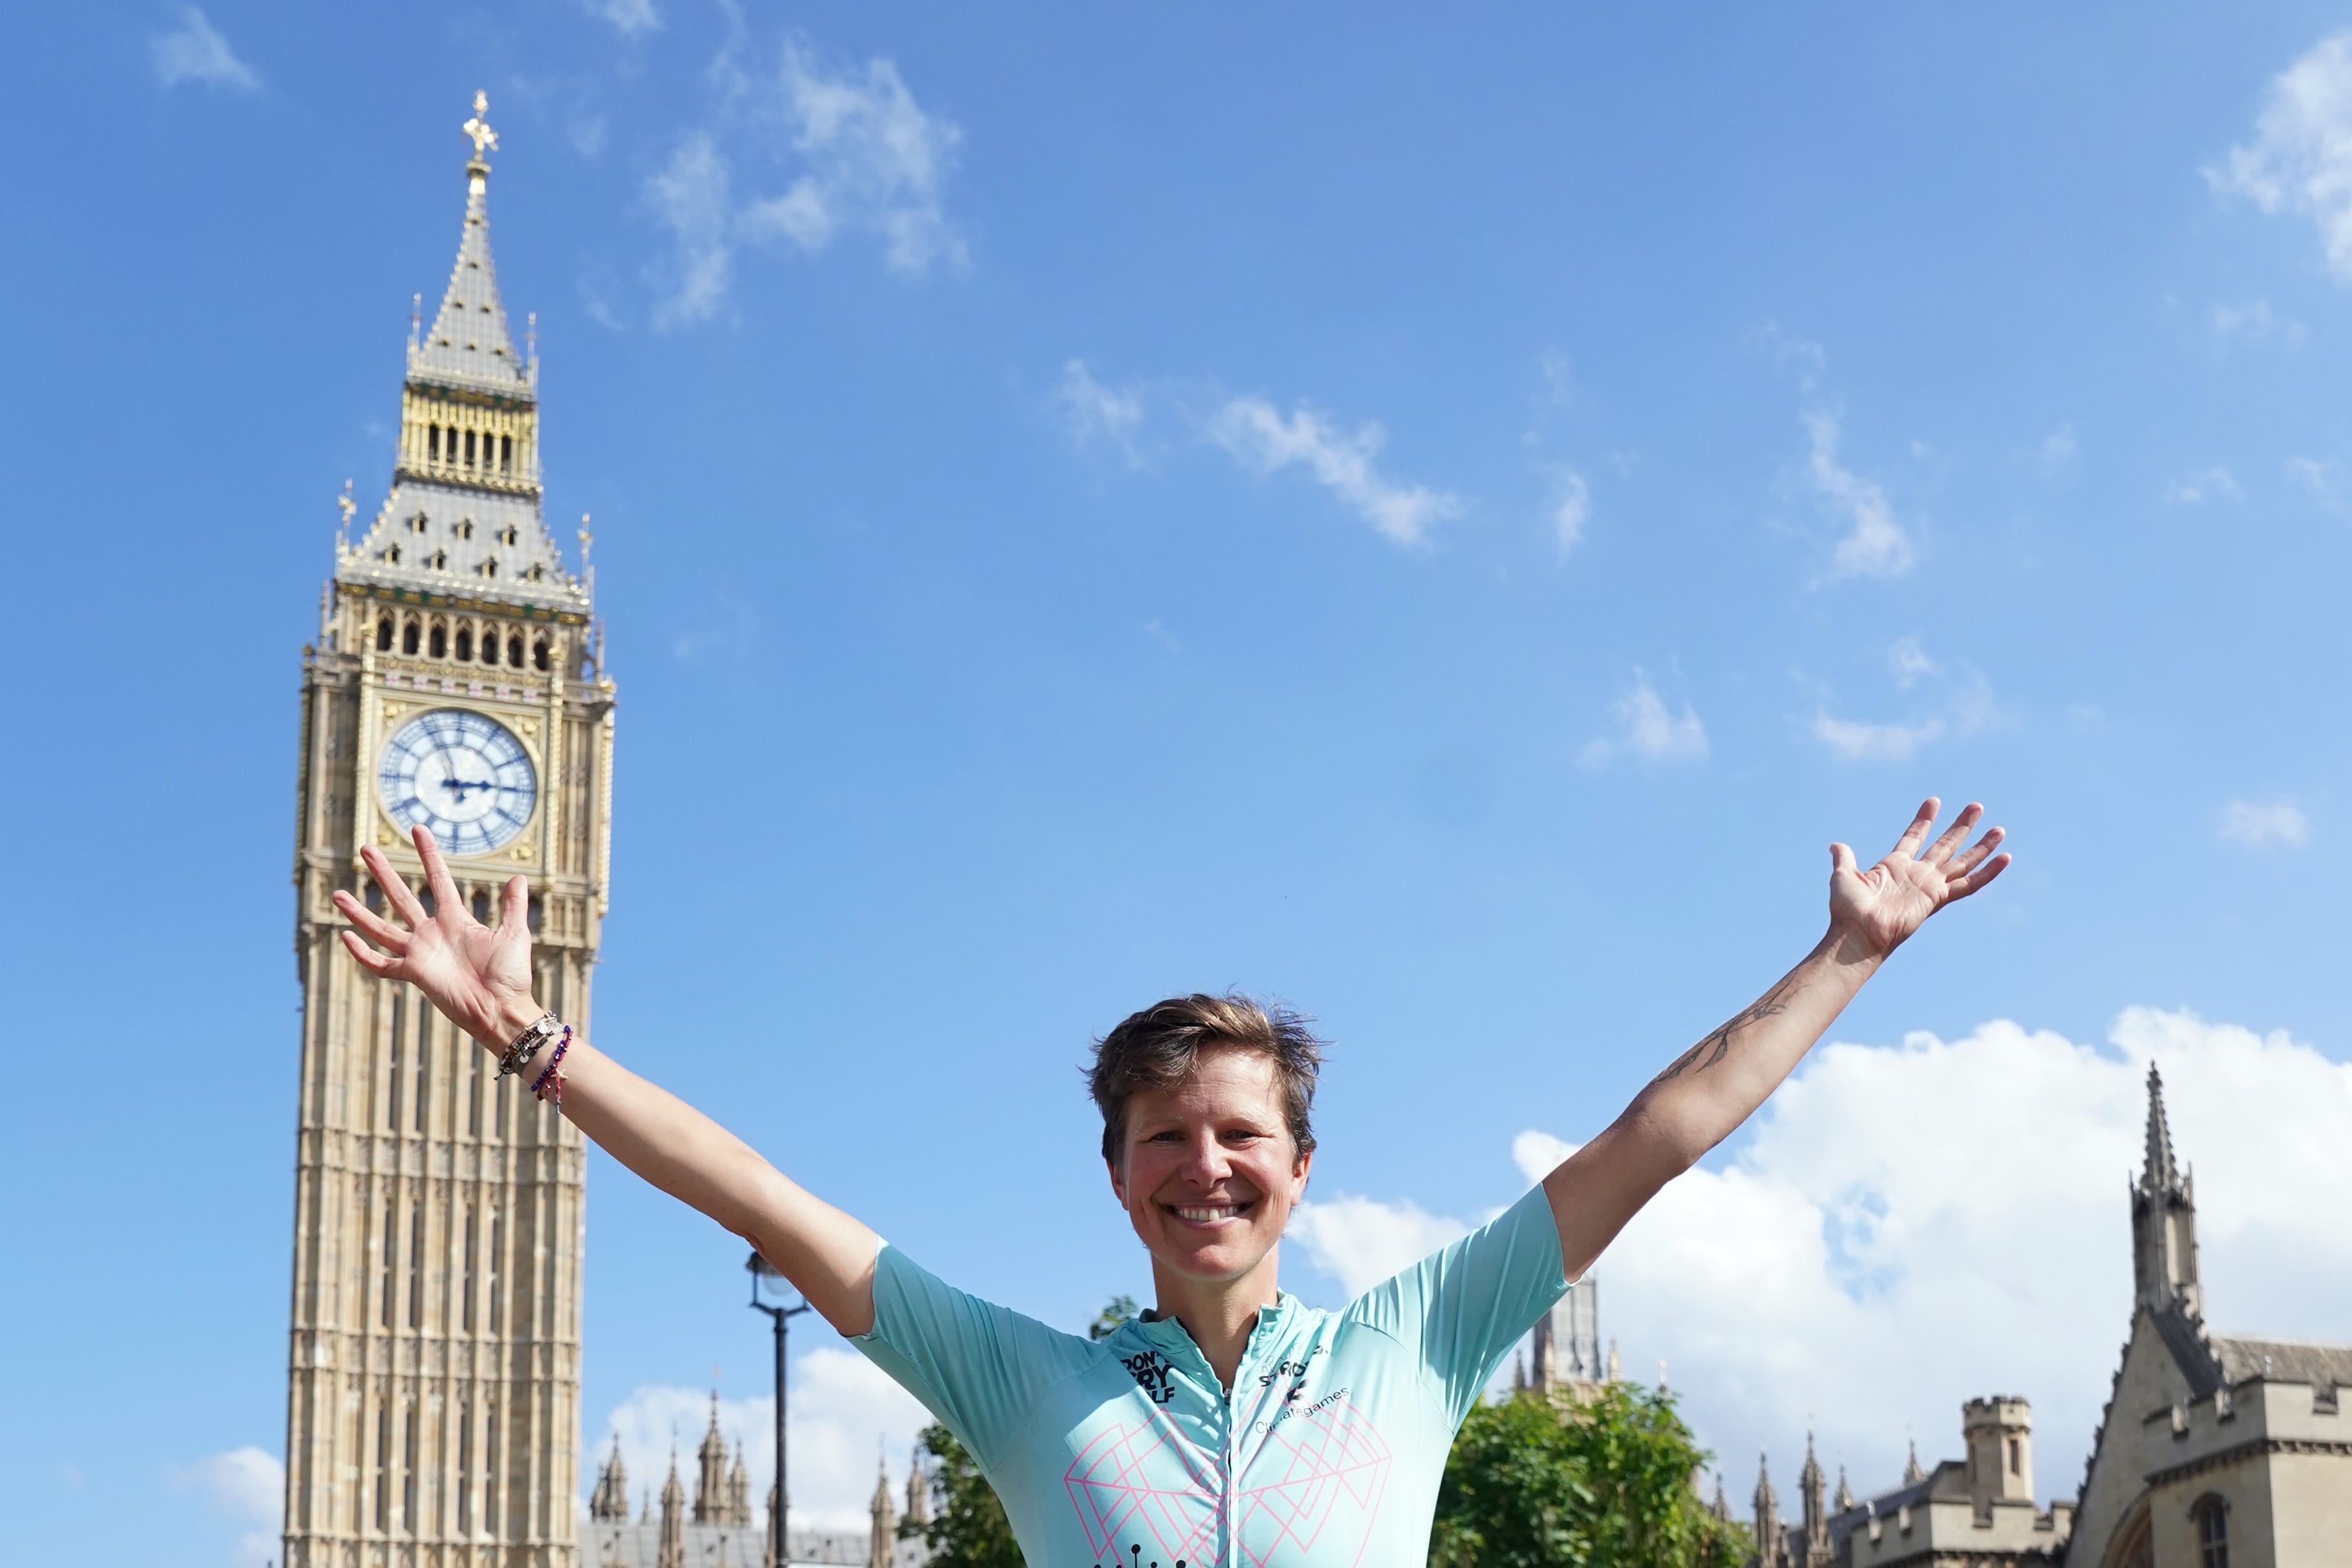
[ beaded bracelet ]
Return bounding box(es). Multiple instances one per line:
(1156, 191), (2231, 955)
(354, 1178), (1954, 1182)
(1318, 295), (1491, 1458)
(530, 1027), (573, 1106)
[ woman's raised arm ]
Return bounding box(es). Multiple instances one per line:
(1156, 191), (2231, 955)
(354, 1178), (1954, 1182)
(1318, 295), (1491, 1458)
(1537, 797), (2010, 1284)
(333, 825), (881, 1335)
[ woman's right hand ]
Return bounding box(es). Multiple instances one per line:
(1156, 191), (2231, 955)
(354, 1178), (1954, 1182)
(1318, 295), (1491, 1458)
(332, 823), (543, 1052)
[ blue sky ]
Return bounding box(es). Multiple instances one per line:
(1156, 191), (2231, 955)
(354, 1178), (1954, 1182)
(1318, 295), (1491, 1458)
(8, 5), (2352, 1563)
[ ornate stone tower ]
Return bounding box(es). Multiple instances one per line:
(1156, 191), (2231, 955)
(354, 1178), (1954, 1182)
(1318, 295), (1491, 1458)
(284, 92), (613, 1568)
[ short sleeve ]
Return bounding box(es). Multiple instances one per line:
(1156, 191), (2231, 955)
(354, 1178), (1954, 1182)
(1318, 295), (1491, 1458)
(1343, 1182), (1570, 1428)
(850, 1244), (1100, 1469)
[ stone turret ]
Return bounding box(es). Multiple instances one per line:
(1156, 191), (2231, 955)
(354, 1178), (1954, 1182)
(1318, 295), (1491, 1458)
(1797, 1432), (1827, 1563)
(658, 1453), (686, 1568)
(590, 1433), (630, 1521)
(728, 1441), (751, 1527)
(2132, 1065), (2203, 1320)
(905, 1450), (931, 1529)
(693, 1394), (729, 1523)
(868, 1459), (899, 1568)
(1754, 1452), (1784, 1568)
(1962, 1396), (2035, 1521)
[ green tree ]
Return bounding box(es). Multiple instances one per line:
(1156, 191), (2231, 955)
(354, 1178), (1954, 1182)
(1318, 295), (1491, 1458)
(911, 1422), (1024, 1568)
(1089, 1295), (1139, 1341)
(1432, 1385), (1750, 1568)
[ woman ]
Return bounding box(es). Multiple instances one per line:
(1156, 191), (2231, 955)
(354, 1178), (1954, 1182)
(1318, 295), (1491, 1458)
(335, 797), (2007, 1568)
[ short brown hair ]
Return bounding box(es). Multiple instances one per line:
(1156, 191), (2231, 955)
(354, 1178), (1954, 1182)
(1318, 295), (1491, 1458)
(1088, 992), (1326, 1166)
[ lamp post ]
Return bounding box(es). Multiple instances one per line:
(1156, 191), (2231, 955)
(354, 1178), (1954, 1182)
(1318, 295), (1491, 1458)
(748, 1251), (812, 1568)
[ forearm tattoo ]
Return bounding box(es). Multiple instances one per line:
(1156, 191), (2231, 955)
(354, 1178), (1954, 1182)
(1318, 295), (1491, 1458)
(1650, 976), (1799, 1083)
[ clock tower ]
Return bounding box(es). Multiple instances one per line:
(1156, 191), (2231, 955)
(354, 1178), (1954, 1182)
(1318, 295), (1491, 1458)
(285, 94), (612, 1568)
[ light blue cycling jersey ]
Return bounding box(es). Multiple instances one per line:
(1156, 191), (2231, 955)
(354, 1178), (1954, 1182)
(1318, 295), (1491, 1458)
(852, 1183), (1568, 1568)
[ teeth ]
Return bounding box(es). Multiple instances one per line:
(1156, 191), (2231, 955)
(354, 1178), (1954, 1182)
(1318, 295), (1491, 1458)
(1175, 1206), (1241, 1222)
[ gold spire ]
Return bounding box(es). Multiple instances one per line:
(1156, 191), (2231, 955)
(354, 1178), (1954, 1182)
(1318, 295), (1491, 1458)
(463, 90), (499, 165)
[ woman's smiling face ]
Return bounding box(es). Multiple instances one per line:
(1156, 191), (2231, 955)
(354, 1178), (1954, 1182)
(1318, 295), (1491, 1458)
(1108, 1046), (1312, 1286)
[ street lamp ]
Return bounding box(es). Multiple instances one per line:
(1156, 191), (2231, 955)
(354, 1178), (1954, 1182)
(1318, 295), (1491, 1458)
(748, 1251), (813, 1568)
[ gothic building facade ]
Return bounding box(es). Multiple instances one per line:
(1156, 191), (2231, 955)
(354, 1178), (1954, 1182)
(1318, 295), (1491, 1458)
(284, 93), (614, 1568)
(583, 1401), (932, 1568)
(1747, 1067), (2351, 1568)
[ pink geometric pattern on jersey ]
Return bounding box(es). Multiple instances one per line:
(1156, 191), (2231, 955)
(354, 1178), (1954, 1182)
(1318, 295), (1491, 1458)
(1237, 1397), (1391, 1568)
(1065, 1419), (1221, 1567)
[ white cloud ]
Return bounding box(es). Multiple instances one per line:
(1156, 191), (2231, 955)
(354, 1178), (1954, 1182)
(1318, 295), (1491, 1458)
(1810, 645), (1998, 764)
(1290, 1010), (2352, 1512)
(1205, 396), (1464, 547)
(1289, 1193), (1479, 1299)
(2287, 455), (2347, 513)
(1804, 411), (1918, 582)
(583, 0), (660, 36)
(150, 8), (260, 93)
(1550, 469), (1591, 556)
(1810, 712), (1945, 764)
(1057, 360), (1146, 466)
(1749, 322), (1828, 390)
(646, 136), (737, 329)
(1580, 670), (1709, 769)
(2167, 465), (2242, 506)
(2218, 797), (2313, 849)
(739, 43), (965, 277)
(2210, 298), (2309, 350)
(2211, 32), (2352, 281)
(171, 1447), (281, 1567)
(2037, 423), (2077, 476)
(598, 1351), (931, 1532)
(1885, 636), (1937, 691)
(649, 38), (963, 326)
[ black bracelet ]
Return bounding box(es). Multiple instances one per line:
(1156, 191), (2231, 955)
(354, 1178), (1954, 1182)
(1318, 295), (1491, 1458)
(497, 1012), (562, 1078)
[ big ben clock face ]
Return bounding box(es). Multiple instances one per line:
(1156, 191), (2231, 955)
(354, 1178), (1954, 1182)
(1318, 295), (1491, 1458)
(377, 708), (540, 856)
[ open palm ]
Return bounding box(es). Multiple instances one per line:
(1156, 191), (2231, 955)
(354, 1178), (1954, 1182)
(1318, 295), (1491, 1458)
(1830, 798), (2009, 957)
(331, 824), (538, 1048)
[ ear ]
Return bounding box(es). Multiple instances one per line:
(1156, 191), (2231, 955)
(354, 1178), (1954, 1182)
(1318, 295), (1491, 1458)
(1292, 1144), (1314, 1193)
(1106, 1156), (1128, 1209)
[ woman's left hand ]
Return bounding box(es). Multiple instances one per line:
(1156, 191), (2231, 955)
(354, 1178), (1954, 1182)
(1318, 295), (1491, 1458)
(1827, 797), (2010, 959)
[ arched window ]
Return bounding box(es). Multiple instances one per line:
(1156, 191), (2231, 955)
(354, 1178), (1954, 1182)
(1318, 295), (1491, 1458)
(532, 638), (550, 671)
(481, 558), (499, 580)
(427, 549), (448, 572)
(428, 425), (442, 463)
(499, 435), (513, 475)
(454, 627), (474, 662)
(376, 617), (394, 651)
(2192, 1495), (2229, 1568)
(429, 623), (448, 659)
(508, 634), (525, 667)
(383, 545), (401, 565)
(454, 518), (475, 541)
(471, 889), (491, 923)
(464, 430), (478, 468)
(402, 619), (421, 656)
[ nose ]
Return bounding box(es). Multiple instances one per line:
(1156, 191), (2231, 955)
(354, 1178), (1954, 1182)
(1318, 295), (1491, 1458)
(1180, 1129), (1232, 1187)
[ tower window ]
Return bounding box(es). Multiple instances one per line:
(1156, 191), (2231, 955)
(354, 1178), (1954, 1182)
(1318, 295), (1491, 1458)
(464, 430), (477, 468)
(499, 525), (519, 546)
(454, 519), (475, 541)
(383, 545), (401, 565)
(403, 620), (421, 656)
(2008, 1437), (2020, 1475)
(526, 563), (543, 582)
(428, 426), (441, 463)
(376, 618), (394, 652)
(508, 635), (524, 667)
(532, 638), (549, 671)
(428, 549), (448, 572)
(410, 513), (429, 534)
(471, 889), (491, 923)
(375, 1404), (392, 1531)
(481, 558), (499, 580)
(406, 1203), (423, 1328)
(454, 627), (474, 662)
(481, 629), (499, 665)
(2194, 1496), (2229, 1568)
(429, 623), (448, 659)
(500, 435), (512, 475)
